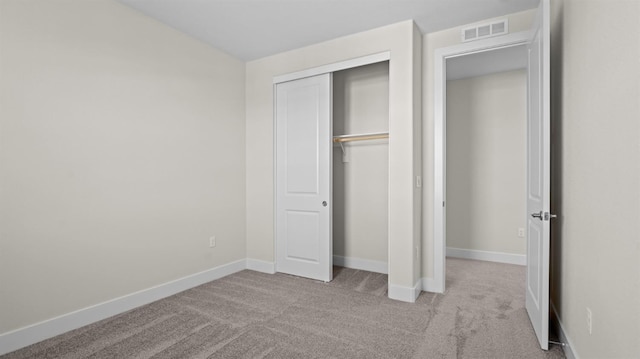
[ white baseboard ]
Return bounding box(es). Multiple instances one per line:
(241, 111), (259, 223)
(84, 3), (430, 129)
(551, 302), (579, 359)
(420, 276), (444, 294)
(246, 258), (275, 274)
(446, 247), (526, 266)
(332, 255), (388, 274)
(0, 259), (246, 356)
(388, 279), (421, 303)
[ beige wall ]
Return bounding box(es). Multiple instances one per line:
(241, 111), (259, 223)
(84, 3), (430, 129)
(446, 70), (527, 255)
(332, 62), (389, 264)
(421, 9), (536, 278)
(246, 21), (422, 289)
(550, 0), (640, 357)
(0, 0), (246, 334)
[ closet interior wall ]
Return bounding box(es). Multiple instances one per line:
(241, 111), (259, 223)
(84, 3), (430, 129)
(332, 61), (390, 271)
(445, 69), (527, 258)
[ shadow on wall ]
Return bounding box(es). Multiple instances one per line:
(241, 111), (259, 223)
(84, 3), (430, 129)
(549, 0), (564, 323)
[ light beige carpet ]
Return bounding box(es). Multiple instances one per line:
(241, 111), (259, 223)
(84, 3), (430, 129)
(2, 258), (565, 358)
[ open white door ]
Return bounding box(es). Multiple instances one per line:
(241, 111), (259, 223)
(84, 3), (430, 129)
(275, 74), (332, 282)
(526, 0), (551, 350)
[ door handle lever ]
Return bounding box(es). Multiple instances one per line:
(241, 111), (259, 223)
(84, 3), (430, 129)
(531, 211), (557, 221)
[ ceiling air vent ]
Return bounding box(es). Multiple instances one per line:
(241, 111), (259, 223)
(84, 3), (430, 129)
(461, 19), (509, 42)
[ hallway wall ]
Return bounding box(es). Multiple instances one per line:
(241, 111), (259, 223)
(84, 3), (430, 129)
(446, 70), (527, 257)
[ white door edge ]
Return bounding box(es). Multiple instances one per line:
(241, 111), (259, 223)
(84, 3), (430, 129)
(525, 0), (551, 350)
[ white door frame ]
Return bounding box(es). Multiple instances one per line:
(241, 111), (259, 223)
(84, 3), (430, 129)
(273, 51), (391, 281)
(432, 31), (531, 293)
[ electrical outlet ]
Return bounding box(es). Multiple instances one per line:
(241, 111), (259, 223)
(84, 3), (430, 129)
(586, 307), (592, 335)
(209, 236), (216, 248)
(518, 228), (525, 238)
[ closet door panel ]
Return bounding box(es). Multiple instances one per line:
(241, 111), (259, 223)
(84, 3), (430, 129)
(275, 73), (332, 282)
(284, 210), (320, 262)
(283, 86), (320, 194)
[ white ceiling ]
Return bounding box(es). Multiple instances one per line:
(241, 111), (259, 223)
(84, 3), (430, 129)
(117, 0), (539, 61)
(446, 44), (528, 80)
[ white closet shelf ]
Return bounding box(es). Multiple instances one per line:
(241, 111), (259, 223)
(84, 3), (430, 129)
(332, 132), (389, 143)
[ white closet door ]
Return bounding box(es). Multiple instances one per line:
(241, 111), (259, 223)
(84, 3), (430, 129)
(275, 73), (332, 282)
(525, 0), (551, 350)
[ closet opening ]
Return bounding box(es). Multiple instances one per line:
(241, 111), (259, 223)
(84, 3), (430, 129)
(444, 46), (528, 277)
(332, 61), (390, 280)
(273, 53), (392, 285)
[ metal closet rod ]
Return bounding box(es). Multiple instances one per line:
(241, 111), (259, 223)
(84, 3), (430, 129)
(332, 132), (389, 143)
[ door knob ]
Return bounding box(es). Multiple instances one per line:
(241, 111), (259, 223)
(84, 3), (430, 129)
(531, 211), (543, 220)
(322, 201), (327, 207)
